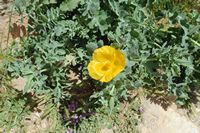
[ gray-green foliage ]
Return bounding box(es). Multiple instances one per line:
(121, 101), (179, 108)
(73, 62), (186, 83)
(78, 96), (141, 133)
(0, 51), (15, 92)
(0, 89), (31, 130)
(8, 0), (200, 110)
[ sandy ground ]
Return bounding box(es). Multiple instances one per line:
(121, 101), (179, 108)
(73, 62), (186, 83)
(0, 0), (27, 50)
(0, 0), (10, 49)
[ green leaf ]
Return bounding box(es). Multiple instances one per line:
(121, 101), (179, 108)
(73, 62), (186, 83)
(88, 10), (109, 35)
(109, 86), (115, 96)
(64, 54), (76, 66)
(42, 0), (57, 4)
(86, 44), (98, 54)
(23, 76), (34, 93)
(109, 97), (115, 113)
(82, 0), (100, 16)
(176, 98), (186, 105)
(60, 0), (84, 11)
(108, 0), (120, 16)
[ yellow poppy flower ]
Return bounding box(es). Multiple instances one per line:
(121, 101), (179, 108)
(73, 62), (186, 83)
(88, 46), (126, 82)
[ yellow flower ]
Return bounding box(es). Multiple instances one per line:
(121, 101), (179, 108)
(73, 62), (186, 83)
(88, 46), (126, 82)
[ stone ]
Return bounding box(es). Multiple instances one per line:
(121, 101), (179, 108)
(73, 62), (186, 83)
(11, 77), (26, 91)
(100, 128), (113, 133)
(139, 99), (200, 133)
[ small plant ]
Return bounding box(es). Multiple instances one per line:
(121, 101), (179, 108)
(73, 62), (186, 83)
(0, 89), (30, 131)
(2, 0), (200, 132)
(78, 96), (141, 133)
(0, 53), (13, 89)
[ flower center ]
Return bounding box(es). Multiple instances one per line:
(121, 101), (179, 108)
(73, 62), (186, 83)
(101, 63), (111, 71)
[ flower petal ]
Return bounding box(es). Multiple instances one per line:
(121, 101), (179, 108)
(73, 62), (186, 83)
(114, 49), (126, 68)
(100, 69), (114, 82)
(88, 61), (104, 80)
(93, 46), (115, 62)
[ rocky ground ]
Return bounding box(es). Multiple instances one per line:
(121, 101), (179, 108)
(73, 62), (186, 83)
(139, 98), (200, 133)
